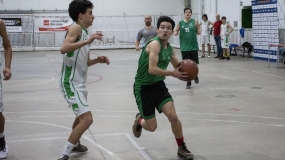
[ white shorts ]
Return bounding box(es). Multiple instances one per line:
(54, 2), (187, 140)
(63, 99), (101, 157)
(201, 35), (210, 44)
(64, 90), (90, 117)
(0, 75), (2, 112)
(221, 36), (229, 48)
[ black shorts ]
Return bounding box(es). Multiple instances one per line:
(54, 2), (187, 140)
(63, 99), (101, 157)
(133, 81), (173, 120)
(181, 50), (199, 64)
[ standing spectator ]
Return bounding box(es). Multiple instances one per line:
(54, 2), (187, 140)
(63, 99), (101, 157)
(213, 14), (223, 59)
(199, 14), (212, 58)
(135, 15), (157, 51)
(220, 16), (234, 60)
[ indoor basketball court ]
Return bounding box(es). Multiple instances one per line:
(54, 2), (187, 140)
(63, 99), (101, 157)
(0, 0), (285, 160)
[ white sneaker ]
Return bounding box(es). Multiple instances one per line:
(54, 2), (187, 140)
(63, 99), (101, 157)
(0, 143), (8, 159)
(207, 55), (211, 58)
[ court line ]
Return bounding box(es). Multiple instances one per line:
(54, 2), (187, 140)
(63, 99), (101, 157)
(5, 109), (285, 120)
(5, 75), (55, 88)
(6, 131), (152, 160)
(125, 133), (152, 160)
(6, 114), (285, 128)
(230, 67), (285, 79)
(6, 120), (115, 156)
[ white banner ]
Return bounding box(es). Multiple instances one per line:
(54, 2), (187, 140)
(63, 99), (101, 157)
(38, 17), (73, 31)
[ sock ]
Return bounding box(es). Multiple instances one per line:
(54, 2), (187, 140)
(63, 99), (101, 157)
(227, 53), (230, 57)
(176, 137), (184, 146)
(0, 132), (4, 138)
(138, 118), (143, 125)
(60, 142), (75, 158)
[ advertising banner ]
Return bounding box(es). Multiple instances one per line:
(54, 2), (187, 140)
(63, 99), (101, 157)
(38, 17), (73, 31)
(1, 18), (22, 32)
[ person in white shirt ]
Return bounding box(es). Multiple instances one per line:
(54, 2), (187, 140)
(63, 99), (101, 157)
(199, 14), (212, 58)
(220, 16), (234, 60)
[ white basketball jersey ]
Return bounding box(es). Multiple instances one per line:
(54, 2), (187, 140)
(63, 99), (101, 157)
(60, 28), (89, 98)
(201, 21), (209, 35)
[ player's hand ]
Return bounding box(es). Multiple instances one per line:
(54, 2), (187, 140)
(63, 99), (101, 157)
(225, 33), (229, 36)
(173, 31), (179, 36)
(87, 33), (104, 44)
(97, 56), (110, 65)
(135, 46), (140, 51)
(173, 66), (188, 81)
(3, 67), (12, 80)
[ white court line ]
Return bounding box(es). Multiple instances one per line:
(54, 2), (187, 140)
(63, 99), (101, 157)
(6, 130), (152, 160)
(6, 114), (285, 129)
(125, 133), (152, 160)
(6, 75), (55, 88)
(230, 67), (285, 79)
(6, 120), (115, 156)
(5, 109), (285, 120)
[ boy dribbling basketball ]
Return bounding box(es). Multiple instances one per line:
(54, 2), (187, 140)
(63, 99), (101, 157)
(132, 16), (194, 160)
(58, 0), (109, 159)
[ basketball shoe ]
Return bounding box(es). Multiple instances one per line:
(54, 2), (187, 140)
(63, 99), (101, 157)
(132, 113), (142, 138)
(0, 136), (8, 159)
(177, 142), (194, 160)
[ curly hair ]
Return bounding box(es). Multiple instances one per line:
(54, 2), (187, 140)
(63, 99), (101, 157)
(68, 0), (94, 22)
(157, 16), (175, 31)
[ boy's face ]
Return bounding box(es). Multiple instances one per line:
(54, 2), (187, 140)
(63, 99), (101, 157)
(202, 16), (207, 21)
(157, 22), (173, 41)
(80, 8), (94, 27)
(222, 18), (226, 23)
(184, 9), (192, 19)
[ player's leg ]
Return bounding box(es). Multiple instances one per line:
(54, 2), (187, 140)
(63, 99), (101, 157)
(71, 117), (88, 152)
(133, 83), (157, 138)
(156, 83), (194, 160)
(226, 48), (230, 60)
(0, 77), (8, 159)
(206, 36), (211, 57)
(59, 91), (92, 160)
(181, 51), (192, 89)
(200, 36), (205, 58)
(190, 51), (199, 84)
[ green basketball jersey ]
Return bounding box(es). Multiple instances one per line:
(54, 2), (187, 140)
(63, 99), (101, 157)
(179, 19), (199, 51)
(135, 36), (173, 85)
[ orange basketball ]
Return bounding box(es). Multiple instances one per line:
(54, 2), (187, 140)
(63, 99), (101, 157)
(178, 60), (199, 81)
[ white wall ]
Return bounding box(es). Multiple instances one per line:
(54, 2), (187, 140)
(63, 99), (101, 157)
(0, 0), (184, 16)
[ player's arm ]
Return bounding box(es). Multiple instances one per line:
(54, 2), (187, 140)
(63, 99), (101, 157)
(226, 24), (234, 36)
(87, 52), (110, 67)
(135, 30), (143, 51)
(196, 20), (201, 35)
(148, 41), (187, 80)
(0, 20), (12, 80)
(173, 23), (180, 36)
(60, 24), (103, 54)
(135, 39), (141, 51)
(170, 49), (188, 81)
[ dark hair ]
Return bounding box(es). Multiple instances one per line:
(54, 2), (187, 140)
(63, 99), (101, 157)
(202, 14), (208, 20)
(184, 7), (192, 13)
(221, 16), (226, 20)
(68, 0), (94, 22)
(157, 16), (175, 31)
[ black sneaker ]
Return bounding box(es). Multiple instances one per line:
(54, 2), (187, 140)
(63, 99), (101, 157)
(226, 57), (230, 60)
(177, 143), (194, 160)
(132, 113), (142, 138)
(58, 155), (69, 160)
(194, 77), (199, 84)
(72, 141), (88, 152)
(185, 81), (191, 89)
(0, 136), (8, 159)
(214, 56), (220, 58)
(219, 56), (226, 60)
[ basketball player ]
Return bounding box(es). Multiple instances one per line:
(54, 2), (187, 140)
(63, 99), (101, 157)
(0, 19), (12, 159)
(220, 16), (234, 60)
(132, 16), (194, 160)
(58, 0), (109, 160)
(174, 7), (200, 89)
(199, 14), (212, 58)
(135, 15), (157, 51)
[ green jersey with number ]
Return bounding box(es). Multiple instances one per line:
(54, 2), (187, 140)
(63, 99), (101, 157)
(135, 36), (173, 85)
(179, 19), (199, 51)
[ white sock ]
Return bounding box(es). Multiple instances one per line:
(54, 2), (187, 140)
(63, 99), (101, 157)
(0, 132), (4, 138)
(60, 142), (75, 158)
